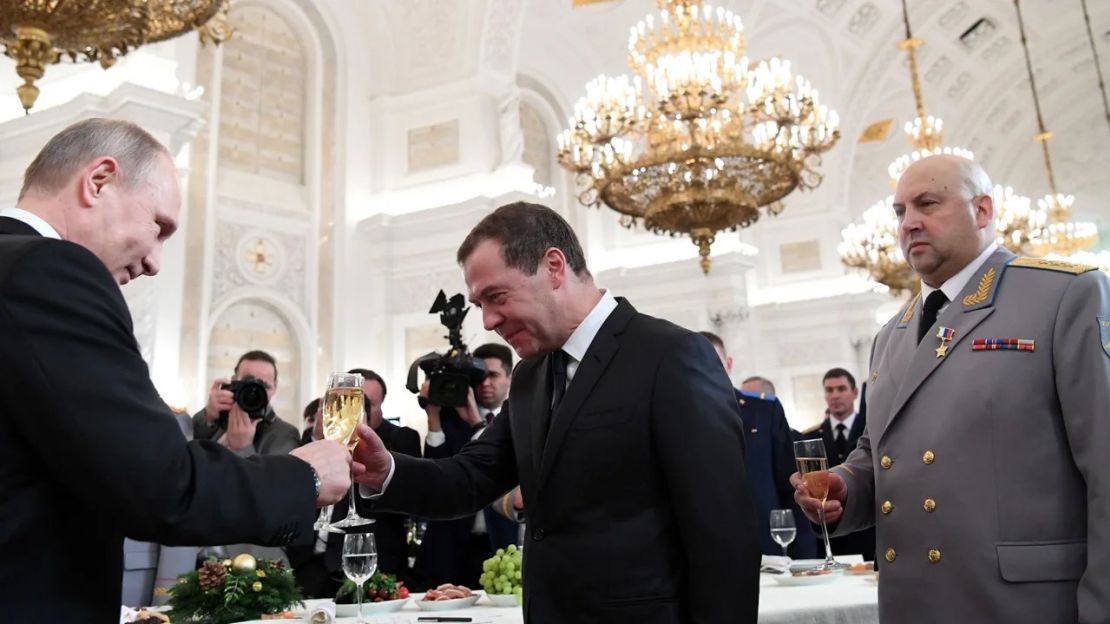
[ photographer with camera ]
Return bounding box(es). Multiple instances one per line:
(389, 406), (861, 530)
(417, 339), (519, 586)
(193, 350), (300, 456)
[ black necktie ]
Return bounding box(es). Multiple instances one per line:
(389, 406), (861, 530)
(550, 350), (568, 415)
(835, 423), (848, 460)
(918, 290), (949, 344)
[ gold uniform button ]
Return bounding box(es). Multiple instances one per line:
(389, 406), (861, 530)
(928, 548), (942, 563)
(881, 500), (894, 514)
(923, 498), (936, 513)
(885, 547), (897, 562)
(923, 450), (935, 464)
(881, 455), (893, 469)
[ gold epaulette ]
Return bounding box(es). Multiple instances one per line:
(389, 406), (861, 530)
(1009, 257), (1097, 275)
(801, 422), (822, 436)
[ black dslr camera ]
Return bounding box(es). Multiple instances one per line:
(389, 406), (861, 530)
(406, 291), (488, 408)
(217, 376), (271, 428)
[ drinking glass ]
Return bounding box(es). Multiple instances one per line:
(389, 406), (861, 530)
(313, 372), (372, 532)
(342, 533), (378, 623)
(769, 509), (797, 558)
(793, 438), (847, 571)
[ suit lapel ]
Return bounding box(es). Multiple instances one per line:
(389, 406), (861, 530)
(880, 249), (1014, 442)
(528, 355), (553, 473)
(535, 299), (634, 491)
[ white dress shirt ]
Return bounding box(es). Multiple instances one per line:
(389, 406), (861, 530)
(0, 207), (61, 239)
(830, 412), (857, 439)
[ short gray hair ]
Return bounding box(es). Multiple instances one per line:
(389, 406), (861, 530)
(19, 118), (169, 200)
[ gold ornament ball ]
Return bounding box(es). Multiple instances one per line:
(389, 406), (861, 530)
(252, 581), (263, 592)
(221, 558), (233, 568)
(232, 553), (257, 572)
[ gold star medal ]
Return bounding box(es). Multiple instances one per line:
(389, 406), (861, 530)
(935, 326), (955, 358)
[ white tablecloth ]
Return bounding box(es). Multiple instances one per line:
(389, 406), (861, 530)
(232, 577), (878, 624)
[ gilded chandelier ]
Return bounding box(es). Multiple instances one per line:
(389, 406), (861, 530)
(0, 0), (231, 113)
(838, 0), (1043, 294)
(557, 0), (840, 274)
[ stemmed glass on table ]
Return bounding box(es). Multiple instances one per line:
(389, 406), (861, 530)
(313, 372), (373, 533)
(769, 509), (796, 558)
(793, 438), (848, 571)
(342, 533), (378, 623)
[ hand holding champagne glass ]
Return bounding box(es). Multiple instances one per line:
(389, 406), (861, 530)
(314, 372), (372, 532)
(792, 439), (847, 571)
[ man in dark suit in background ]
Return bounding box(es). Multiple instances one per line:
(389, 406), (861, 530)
(353, 202), (761, 623)
(0, 118), (352, 621)
(414, 342), (520, 589)
(700, 332), (816, 559)
(803, 368), (874, 562)
(289, 369), (421, 597)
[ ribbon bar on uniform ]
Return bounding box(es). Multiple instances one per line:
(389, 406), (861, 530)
(971, 338), (1035, 352)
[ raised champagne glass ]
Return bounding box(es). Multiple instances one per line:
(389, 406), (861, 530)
(793, 438), (847, 571)
(327, 372), (373, 530)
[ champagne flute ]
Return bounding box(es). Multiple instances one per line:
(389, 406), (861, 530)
(312, 373), (371, 533)
(342, 532), (378, 623)
(769, 509), (797, 558)
(793, 439), (847, 571)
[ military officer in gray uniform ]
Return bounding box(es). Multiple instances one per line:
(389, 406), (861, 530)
(793, 154), (1110, 623)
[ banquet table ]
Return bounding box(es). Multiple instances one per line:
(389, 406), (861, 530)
(234, 573), (879, 624)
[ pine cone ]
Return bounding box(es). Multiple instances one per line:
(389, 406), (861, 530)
(198, 560), (227, 590)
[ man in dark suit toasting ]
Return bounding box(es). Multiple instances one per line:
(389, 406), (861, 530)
(352, 202), (761, 623)
(0, 119), (352, 622)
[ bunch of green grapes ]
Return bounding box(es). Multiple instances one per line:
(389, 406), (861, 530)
(479, 545), (523, 600)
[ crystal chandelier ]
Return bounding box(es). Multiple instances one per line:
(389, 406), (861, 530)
(1014, 0), (1099, 257)
(556, 0), (840, 274)
(839, 0), (1039, 293)
(0, 0), (231, 113)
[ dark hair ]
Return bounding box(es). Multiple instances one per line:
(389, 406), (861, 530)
(456, 201), (590, 278)
(741, 376), (776, 396)
(235, 350), (278, 382)
(474, 343), (513, 375)
(302, 398), (320, 420)
(822, 368), (857, 390)
(20, 118), (169, 200)
(698, 331), (725, 352)
(348, 368), (387, 399)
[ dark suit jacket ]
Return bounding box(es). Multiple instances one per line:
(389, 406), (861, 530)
(735, 389), (817, 558)
(804, 413), (875, 561)
(416, 408), (520, 588)
(0, 218), (316, 621)
(377, 298), (761, 623)
(288, 419), (421, 581)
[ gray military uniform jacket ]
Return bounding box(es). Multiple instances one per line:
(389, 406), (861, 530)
(833, 248), (1110, 623)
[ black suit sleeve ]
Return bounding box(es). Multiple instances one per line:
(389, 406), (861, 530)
(651, 333), (761, 624)
(377, 404), (517, 520)
(0, 241), (315, 546)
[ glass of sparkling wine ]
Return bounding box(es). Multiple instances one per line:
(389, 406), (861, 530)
(342, 532), (378, 623)
(313, 372), (372, 533)
(793, 439), (846, 571)
(769, 509), (796, 558)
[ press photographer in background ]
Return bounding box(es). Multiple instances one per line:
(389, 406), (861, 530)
(193, 350), (300, 456)
(416, 343), (522, 588)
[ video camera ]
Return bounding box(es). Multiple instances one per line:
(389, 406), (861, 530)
(406, 291), (488, 408)
(217, 376), (271, 428)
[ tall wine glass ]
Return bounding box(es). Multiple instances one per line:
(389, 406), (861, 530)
(769, 509), (796, 558)
(312, 373), (371, 533)
(342, 533), (378, 623)
(793, 439), (847, 571)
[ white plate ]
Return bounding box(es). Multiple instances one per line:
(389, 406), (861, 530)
(485, 592), (520, 607)
(415, 594), (480, 610)
(335, 597), (409, 616)
(770, 570), (845, 586)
